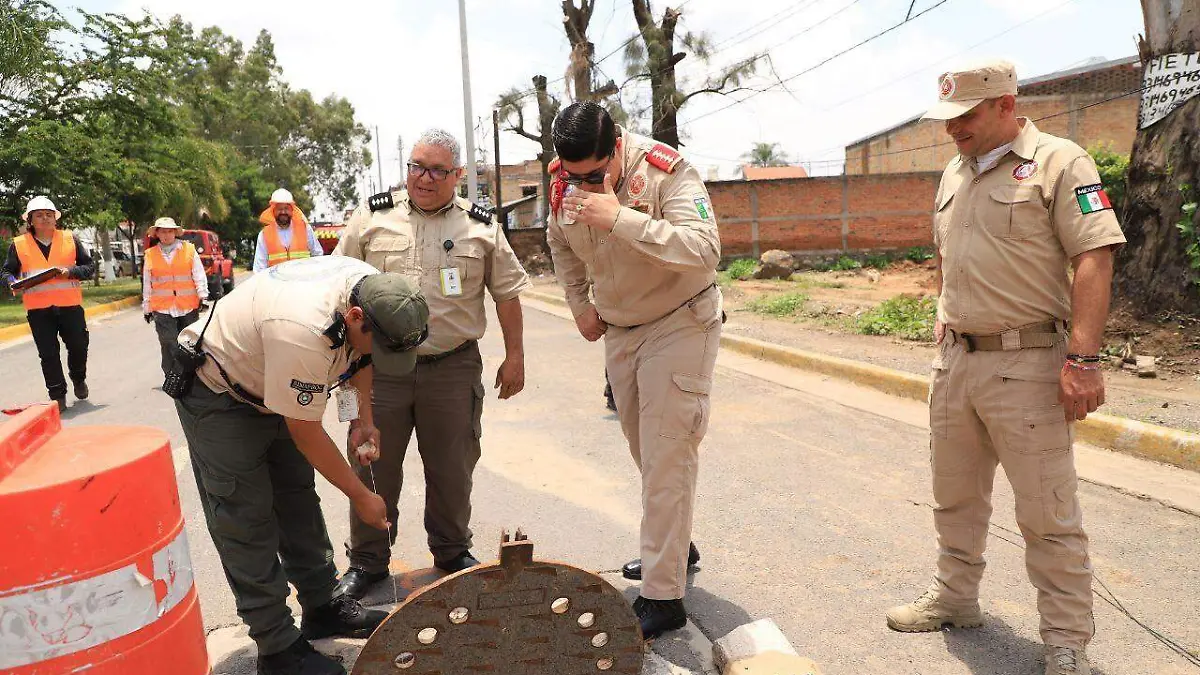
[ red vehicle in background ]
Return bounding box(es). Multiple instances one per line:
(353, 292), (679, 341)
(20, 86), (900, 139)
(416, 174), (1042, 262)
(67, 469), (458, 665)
(143, 229), (235, 298)
(313, 222), (345, 255)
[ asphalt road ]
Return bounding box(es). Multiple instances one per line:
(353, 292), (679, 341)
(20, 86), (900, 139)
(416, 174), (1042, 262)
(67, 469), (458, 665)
(2, 301), (1198, 675)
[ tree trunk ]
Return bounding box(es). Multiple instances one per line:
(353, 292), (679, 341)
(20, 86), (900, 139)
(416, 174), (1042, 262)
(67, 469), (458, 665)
(96, 227), (116, 281)
(534, 75), (556, 258)
(633, 1), (684, 147)
(1117, 0), (1200, 316)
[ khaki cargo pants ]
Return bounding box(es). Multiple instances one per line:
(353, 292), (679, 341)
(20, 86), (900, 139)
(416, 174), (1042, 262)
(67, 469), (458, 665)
(929, 334), (1093, 649)
(605, 285), (722, 601)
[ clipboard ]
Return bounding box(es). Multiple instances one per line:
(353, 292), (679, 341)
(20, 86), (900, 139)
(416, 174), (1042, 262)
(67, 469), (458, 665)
(11, 268), (61, 291)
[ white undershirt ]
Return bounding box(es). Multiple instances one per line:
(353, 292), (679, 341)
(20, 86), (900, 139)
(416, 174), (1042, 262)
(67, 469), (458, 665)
(975, 141), (1014, 174)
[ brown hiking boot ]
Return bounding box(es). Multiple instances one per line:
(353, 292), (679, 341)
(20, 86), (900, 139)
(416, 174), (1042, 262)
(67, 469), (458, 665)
(886, 590), (983, 632)
(1044, 646), (1090, 675)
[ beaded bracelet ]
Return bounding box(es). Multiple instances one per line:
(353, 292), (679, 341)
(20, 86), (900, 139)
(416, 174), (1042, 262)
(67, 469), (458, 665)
(1066, 353), (1102, 363)
(1064, 360), (1101, 371)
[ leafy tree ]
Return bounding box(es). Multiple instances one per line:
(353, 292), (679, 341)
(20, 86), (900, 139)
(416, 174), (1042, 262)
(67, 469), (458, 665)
(741, 142), (790, 168)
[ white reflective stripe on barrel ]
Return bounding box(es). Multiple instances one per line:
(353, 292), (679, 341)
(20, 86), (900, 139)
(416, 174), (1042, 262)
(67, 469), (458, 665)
(0, 527), (194, 668)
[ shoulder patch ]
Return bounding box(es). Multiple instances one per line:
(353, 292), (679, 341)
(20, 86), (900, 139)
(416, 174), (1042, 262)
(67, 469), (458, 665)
(368, 191), (394, 212)
(645, 143), (682, 174)
(467, 202), (495, 225)
(1074, 184), (1113, 215)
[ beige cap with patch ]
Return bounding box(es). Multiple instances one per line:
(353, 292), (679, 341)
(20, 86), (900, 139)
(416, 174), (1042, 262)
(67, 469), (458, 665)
(922, 60), (1018, 121)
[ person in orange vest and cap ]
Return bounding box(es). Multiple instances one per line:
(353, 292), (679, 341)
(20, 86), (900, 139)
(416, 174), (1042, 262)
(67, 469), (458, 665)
(2, 196), (95, 412)
(252, 188), (323, 272)
(142, 217), (209, 377)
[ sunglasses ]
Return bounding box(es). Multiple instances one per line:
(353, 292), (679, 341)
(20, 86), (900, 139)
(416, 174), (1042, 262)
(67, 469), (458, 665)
(561, 153), (615, 185)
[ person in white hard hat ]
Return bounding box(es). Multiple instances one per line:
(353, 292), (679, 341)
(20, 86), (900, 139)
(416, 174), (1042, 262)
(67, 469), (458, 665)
(142, 217), (209, 377)
(252, 188), (323, 272)
(2, 196), (96, 412)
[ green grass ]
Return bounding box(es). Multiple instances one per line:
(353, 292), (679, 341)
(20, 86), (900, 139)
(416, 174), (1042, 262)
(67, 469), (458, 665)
(829, 256), (863, 271)
(718, 258), (757, 285)
(0, 278), (142, 328)
(855, 295), (936, 341)
(863, 254), (892, 269)
(746, 291), (809, 317)
(904, 246), (934, 263)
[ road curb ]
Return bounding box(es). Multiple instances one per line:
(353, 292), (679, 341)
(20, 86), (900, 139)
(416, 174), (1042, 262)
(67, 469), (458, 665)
(0, 296), (141, 344)
(524, 289), (1200, 473)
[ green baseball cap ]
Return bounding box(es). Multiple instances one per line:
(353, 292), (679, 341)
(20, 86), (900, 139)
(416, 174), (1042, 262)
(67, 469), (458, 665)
(356, 273), (429, 376)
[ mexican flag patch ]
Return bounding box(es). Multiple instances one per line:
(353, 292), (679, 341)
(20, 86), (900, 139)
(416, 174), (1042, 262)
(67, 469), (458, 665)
(1075, 184), (1112, 215)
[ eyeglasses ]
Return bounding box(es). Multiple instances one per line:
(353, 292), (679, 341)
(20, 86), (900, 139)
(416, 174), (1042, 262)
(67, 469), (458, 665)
(562, 168), (609, 185)
(408, 162), (456, 181)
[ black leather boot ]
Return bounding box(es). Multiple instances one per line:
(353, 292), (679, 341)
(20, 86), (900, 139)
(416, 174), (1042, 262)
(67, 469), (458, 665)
(633, 596), (687, 640)
(300, 593), (387, 640)
(435, 551), (481, 573)
(335, 567), (388, 600)
(257, 636), (344, 675)
(622, 542), (700, 581)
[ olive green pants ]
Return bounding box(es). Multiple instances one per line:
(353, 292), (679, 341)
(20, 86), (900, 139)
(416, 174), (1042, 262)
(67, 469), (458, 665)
(176, 382), (339, 655)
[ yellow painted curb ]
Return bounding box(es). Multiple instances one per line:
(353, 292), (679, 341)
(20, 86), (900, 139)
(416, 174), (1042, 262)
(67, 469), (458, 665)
(525, 289), (1200, 472)
(0, 295), (142, 345)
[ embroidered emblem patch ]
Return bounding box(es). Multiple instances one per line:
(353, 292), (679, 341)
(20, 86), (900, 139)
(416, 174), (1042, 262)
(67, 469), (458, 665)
(1075, 184), (1113, 214)
(1012, 160), (1038, 181)
(939, 73), (956, 100)
(628, 173), (648, 198)
(694, 196), (713, 221)
(291, 379), (324, 406)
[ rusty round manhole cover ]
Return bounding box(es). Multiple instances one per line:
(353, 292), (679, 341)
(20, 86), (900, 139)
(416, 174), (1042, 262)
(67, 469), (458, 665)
(353, 531), (643, 674)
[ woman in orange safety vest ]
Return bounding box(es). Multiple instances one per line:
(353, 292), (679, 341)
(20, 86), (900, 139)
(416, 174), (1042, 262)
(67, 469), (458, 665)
(1, 196), (95, 412)
(142, 217), (209, 377)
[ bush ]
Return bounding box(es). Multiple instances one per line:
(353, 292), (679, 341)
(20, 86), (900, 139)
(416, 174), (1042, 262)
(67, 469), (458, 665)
(856, 295), (936, 341)
(829, 256), (862, 271)
(719, 258), (757, 284)
(746, 291), (808, 317)
(904, 246), (934, 263)
(863, 253), (891, 269)
(1089, 144), (1129, 217)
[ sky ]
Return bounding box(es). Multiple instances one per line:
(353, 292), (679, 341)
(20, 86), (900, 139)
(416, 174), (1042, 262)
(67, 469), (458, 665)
(68, 0), (1146, 197)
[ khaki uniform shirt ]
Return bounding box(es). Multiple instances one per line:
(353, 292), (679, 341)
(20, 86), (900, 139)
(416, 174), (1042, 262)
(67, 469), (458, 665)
(934, 119), (1126, 334)
(182, 256), (377, 421)
(335, 192), (530, 355)
(546, 129), (721, 327)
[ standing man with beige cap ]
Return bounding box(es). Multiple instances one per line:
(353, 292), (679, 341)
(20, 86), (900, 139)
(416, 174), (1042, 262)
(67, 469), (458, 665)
(885, 60), (1126, 675)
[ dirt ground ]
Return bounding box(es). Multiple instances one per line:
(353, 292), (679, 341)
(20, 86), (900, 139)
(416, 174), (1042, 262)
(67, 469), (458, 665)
(530, 264), (1200, 433)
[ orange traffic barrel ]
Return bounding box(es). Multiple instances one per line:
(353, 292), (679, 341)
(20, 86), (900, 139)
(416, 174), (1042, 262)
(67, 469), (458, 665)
(0, 404), (209, 674)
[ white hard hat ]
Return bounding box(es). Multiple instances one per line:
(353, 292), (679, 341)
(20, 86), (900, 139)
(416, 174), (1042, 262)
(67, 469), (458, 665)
(153, 217), (181, 230)
(22, 196), (60, 222)
(270, 188), (295, 205)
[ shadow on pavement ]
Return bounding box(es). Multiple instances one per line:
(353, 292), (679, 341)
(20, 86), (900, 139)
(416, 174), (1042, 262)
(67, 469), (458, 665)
(62, 399), (108, 419)
(944, 620), (1113, 675)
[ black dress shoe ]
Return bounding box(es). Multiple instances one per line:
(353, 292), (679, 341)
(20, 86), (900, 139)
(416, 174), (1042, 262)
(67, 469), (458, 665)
(622, 543), (700, 581)
(73, 380), (88, 400)
(436, 551), (482, 573)
(257, 636), (344, 675)
(335, 567), (388, 600)
(633, 596), (687, 640)
(300, 593), (387, 640)
(54, 397), (67, 413)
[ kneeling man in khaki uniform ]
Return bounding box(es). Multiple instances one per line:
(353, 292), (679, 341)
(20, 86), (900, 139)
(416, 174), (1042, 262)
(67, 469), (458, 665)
(547, 101), (722, 640)
(886, 60), (1125, 675)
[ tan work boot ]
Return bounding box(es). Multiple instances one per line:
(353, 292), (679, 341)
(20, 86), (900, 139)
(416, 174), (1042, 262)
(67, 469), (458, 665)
(1044, 646), (1090, 675)
(885, 590), (984, 632)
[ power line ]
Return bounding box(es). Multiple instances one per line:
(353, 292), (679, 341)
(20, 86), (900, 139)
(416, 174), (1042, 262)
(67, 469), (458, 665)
(708, 0), (827, 53)
(653, 0), (955, 140)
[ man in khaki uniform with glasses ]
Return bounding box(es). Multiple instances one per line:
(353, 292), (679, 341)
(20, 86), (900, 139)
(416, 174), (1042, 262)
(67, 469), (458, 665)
(885, 60), (1125, 675)
(546, 101), (722, 641)
(333, 128), (530, 598)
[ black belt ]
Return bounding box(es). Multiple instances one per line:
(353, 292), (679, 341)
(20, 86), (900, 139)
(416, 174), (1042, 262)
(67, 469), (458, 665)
(608, 283), (718, 330)
(416, 339), (476, 364)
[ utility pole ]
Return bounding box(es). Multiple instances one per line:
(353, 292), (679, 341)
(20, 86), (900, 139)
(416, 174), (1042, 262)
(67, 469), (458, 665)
(375, 126), (384, 191)
(493, 109), (503, 231)
(458, 0), (478, 201)
(397, 135), (405, 180)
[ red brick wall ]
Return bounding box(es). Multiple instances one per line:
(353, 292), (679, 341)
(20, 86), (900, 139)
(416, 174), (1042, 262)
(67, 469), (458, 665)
(845, 95), (1138, 175)
(707, 173), (941, 258)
